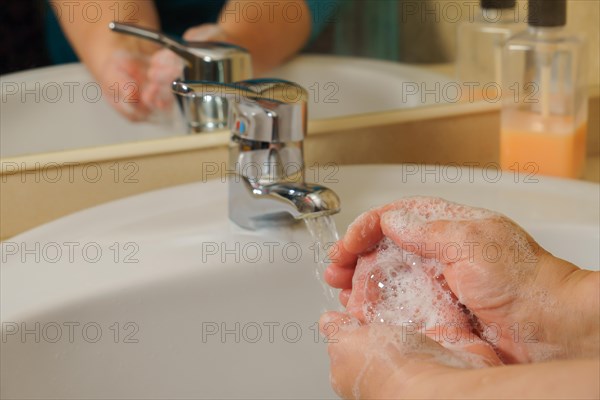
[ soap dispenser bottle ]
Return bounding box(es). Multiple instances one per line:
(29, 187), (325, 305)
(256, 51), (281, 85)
(500, 0), (587, 178)
(456, 0), (524, 91)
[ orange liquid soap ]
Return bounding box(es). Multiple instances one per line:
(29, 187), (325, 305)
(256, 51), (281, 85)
(500, 111), (587, 179)
(500, 1), (588, 180)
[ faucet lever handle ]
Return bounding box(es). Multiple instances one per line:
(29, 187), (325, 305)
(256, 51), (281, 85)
(109, 22), (252, 82)
(172, 79), (307, 143)
(109, 22), (190, 61)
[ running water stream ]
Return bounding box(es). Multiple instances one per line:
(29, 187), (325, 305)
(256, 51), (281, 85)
(304, 215), (340, 311)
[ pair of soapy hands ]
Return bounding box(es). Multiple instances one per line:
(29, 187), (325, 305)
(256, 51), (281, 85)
(102, 24), (226, 121)
(320, 197), (598, 399)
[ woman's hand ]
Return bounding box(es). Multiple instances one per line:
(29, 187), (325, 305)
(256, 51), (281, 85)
(326, 197), (599, 362)
(319, 311), (496, 399)
(320, 311), (600, 400)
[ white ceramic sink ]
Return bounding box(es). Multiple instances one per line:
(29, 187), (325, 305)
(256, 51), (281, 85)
(0, 56), (450, 158)
(1, 165), (598, 399)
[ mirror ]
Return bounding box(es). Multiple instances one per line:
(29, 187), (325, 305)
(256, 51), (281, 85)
(1, 0), (598, 158)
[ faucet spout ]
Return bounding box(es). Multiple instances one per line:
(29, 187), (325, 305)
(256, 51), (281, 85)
(269, 183), (341, 219)
(229, 177), (341, 230)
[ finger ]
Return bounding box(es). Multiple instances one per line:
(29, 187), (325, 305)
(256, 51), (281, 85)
(340, 197), (433, 256)
(327, 240), (356, 267)
(344, 251), (379, 322)
(381, 210), (544, 274)
(381, 216), (461, 262)
(339, 289), (351, 307)
(378, 197), (525, 254)
(379, 198), (505, 264)
(324, 264), (354, 289)
(342, 210), (383, 255)
(183, 23), (226, 41)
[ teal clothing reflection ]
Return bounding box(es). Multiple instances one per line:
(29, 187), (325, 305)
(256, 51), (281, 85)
(332, 0), (400, 61)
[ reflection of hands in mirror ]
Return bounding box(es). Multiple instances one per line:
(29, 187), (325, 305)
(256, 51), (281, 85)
(143, 24), (229, 113)
(101, 24), (228, 122)
(99, 50), (153, 122)
(325, 197), (599, 362)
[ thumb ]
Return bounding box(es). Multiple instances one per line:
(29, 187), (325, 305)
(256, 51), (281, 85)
(380, 210), (545, 267)
(381, 214), (477, 265)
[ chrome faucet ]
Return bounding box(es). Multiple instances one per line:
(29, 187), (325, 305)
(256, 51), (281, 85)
(172, 79), (341, 230)
(109, 22), (252, 133)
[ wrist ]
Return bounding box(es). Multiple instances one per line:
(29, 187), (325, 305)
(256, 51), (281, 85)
(382, 365), (456, 399)
(533, 255), (599, 359)
(557, 268), (600, 357)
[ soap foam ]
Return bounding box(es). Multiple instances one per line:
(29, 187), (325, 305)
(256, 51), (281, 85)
(345, 208), (380, 243)
(379, 197), (541, 308)
(384, 197), (538, 259)
(346, 236), (502, 374)
(354, 237), (476, 345)
(380, 197), (499, 239)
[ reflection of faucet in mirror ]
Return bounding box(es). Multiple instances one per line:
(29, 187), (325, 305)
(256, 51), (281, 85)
(172, 79), (341, 230)
(109, 22), (252, 133)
